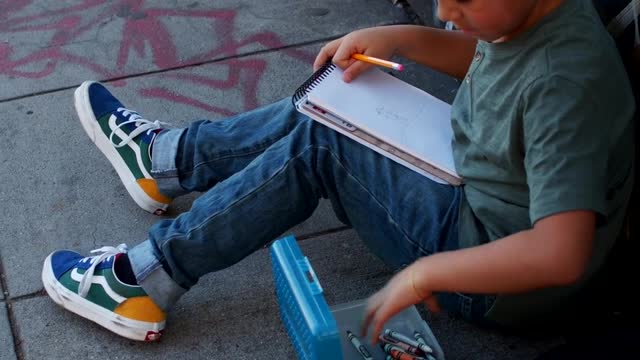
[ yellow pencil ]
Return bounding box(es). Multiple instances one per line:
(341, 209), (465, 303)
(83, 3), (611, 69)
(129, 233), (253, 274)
(352, 54), (404, 71)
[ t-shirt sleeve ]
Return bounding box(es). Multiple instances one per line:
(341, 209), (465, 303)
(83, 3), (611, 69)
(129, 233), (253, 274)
(522, 75), (607, 225)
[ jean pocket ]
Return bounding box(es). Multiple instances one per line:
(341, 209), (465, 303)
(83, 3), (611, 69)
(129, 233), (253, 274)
(438, 292), (497, 324)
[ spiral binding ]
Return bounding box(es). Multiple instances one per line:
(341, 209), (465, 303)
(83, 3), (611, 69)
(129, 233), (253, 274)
(291, 62), (337, 105)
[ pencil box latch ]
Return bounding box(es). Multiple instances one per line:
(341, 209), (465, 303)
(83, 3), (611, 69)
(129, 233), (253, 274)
(297, 257), (323, 295)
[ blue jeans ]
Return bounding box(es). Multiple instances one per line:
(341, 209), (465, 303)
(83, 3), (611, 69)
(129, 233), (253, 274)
(128, 98), (492, 323)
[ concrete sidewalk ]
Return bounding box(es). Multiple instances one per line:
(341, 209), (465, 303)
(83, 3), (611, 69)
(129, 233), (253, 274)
(0, 1), (561, 359)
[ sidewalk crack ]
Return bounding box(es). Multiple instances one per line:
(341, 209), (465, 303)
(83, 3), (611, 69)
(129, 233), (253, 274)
(0, 35), (345, 105)
(390, 0), (425, 25)
(0, 253), (25, 360)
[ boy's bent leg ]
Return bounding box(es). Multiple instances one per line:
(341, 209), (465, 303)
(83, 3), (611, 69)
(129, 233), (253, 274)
(151, 98), (306, 198)
(130, 110), (462, 309)
(75, 80), (299, 212)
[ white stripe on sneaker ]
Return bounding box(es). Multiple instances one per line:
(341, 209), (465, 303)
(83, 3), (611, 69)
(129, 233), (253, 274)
(108, 115), (153, 180)
(71, 268), (127, 303)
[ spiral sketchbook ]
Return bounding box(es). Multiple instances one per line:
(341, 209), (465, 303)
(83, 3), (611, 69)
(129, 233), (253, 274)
(292, 63), (462, 185)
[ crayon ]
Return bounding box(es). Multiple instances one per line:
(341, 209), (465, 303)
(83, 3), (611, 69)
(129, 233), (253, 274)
(415, 330), (437, 359)
(379, 335), (423, 356)
(385, 329), (434, 354)
(413, 331), (427, 346)
(383, 344), (427, 360)
(347, 330), (374, 360)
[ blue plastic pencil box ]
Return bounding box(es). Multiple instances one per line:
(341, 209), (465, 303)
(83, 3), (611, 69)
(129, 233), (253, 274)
(270, 235), (446, 360)
(270, 235), (343, 360)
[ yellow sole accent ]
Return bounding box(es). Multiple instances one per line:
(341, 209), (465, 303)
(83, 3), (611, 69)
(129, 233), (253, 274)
(137, 179), (172, 204)
(114, 296), (166, 323)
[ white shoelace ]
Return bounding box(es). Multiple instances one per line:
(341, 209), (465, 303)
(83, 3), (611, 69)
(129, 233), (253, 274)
(77, 244), (128, 298)
(110, 107), (164, 148)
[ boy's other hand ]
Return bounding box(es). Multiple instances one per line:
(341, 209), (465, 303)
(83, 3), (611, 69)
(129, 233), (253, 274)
(313, 27), (398, 83)
(360, 259), (440, 344)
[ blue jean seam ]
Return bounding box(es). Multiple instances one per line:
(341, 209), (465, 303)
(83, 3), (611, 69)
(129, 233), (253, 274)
(152, 128), (185, 173)
(137, 260), (161, 280)
(320, 148), (424, 253)
(457, 292), (473, 317)
(319, 148), (434, 255)
(181, 122), (297, 178)
(151, 172), (178, 179)
(182, 145), (275, 179)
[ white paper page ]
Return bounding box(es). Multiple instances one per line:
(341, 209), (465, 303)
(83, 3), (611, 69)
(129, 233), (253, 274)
(307, 67), (457, 176)
(298, 102), (448, 184)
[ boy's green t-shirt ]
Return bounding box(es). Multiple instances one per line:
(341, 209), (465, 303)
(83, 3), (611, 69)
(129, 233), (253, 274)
(451, 0), (635, 324)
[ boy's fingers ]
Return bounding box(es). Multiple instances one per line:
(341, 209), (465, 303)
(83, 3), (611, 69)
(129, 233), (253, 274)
(343, 61), (372, 83)
(360, 307), (374, 339)
(360, 292), (382, 338)
(333, 44), (374, 82)
(369, 301), (398, 344)
(331, 39), (358, 69)
(313, 41), (340, 71)
(312, 48), (329, 71)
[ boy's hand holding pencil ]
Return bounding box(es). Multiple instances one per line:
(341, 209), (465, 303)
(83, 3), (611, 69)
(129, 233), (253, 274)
(314, 27), (402, 83)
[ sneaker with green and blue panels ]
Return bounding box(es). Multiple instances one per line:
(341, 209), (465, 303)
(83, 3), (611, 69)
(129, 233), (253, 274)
(42, 244), (166, 341)
(74, 81), (171, 215)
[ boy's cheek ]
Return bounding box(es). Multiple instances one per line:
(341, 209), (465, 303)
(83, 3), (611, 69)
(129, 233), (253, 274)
(462, 2), (533, 38)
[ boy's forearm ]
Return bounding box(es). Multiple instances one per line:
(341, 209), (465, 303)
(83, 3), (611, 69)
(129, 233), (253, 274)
(388, 25), (477, 80)
(416, 232), (560, 295)
(414, 217), (594, 295)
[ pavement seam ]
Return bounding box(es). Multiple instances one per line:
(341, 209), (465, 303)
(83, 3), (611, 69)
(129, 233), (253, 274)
(0, 34), (348, 105)
(392, 0), (425, 25)
(6, 227), (352, 300)
(10, 289), (47, 302)
(257, 226), (352, 250)
(0, 254), (25, 360)
(296, 226), (352, 242)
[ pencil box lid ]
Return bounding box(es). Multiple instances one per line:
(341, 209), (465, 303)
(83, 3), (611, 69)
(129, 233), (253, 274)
(270, 235), (342, 360)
